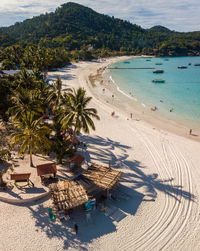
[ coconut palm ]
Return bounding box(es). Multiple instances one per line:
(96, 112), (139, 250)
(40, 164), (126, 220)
(14, 69), (37, 89)
(48, 77), (72, 109)
(11, 112), (51, 167)
(61, 87), (100, 137)
(8, 87), (45, 121)
(50, 115), (74, 164)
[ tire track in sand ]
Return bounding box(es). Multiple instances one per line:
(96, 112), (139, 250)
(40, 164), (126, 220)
(120, 126), (176, 250)
(120, 124), (193, 250)
(158, 140), (194, 250)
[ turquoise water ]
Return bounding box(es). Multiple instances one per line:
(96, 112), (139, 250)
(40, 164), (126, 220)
(110, 57), (200, 129)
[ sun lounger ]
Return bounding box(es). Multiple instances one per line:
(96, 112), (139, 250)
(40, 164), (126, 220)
(10, 173), (34, 188)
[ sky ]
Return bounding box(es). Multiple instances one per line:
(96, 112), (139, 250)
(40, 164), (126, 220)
(0, 0), (200, 32)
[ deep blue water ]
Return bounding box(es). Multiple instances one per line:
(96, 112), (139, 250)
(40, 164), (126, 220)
(110, 57), (200, 129)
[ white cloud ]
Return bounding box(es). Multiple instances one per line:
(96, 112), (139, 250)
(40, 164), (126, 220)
(0, 0), (199, 31)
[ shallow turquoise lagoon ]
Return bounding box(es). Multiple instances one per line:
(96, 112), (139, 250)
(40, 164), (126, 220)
(110, 57), (200, 129)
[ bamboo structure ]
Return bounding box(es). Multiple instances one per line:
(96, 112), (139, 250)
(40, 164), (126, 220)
(82, 164), (122, 190)
(49, 180), (88, 212)
(49, 164), (122, 213)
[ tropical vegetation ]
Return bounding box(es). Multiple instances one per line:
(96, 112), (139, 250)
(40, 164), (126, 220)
(0, 1), (199, 173)
(0, 1), (200, 68)
(0, 64), (99, 167)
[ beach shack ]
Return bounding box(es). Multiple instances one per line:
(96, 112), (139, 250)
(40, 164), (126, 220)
(49, 164), (122, 218)
(49, 180), (88, 215)
(77, 164), (122, 201)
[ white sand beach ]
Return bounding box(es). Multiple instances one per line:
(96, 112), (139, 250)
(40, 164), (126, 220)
(1, 57), (200, 251)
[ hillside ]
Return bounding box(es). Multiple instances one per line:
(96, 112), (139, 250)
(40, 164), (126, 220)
(0, 2), (200, 56)
(0, 32), (16, 47)
(148, 25), (173, 33)
(0, 2), (145, 51)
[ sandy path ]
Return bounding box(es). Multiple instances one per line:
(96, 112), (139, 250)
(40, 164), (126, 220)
(1, 57), (200, 251)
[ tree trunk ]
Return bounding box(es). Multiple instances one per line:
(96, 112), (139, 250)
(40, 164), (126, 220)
(73, 117), (78, 145)
(0, 175), (3, 186)
(30, 145), (34, 167)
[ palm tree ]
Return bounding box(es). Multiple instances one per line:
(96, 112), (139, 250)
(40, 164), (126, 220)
(8, 87), (45, 121)
(50, 111), (73, 164)
(48, 77), (72, 109)
(61, 87), (100, 137)
(11, 112), (51, 167)
(14, 69), (37, 89)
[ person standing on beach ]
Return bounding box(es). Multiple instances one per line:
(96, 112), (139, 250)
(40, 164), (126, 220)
(74, 224), (78, 235)
(189, 129), (192, 135)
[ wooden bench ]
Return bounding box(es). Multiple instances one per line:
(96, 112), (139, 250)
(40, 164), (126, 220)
(10, 173), (34, 188)
(36, 163), (57, 183)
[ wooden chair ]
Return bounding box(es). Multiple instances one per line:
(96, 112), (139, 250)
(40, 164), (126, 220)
(10, 173), (34, 188)
(36, 162), (57, 183)
(66, 154), (85, 173)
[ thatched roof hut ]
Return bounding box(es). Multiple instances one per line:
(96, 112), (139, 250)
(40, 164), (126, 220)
(49, 180), (88, 212)
(81, 164), (122, 191)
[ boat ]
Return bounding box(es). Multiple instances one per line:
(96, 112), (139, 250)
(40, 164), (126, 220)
(164, 59), (169, 61)
(152, 79), (165, 83)
(178, 66), (188, 69)
(146, 59), (151, 61)
(155, 63), (163, 65)
(124, 61), (130, 64)
(188, 63), (191, 65)
(153, 69), (164, 73)
(194, 63), (200, 66)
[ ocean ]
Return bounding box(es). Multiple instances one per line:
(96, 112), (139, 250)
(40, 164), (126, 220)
(108, 57), (200, 130)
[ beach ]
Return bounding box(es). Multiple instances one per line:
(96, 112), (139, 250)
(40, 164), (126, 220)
(1, 56), (200, 250)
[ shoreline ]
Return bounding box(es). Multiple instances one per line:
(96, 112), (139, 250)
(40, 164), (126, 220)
(82, 56), (200, 143)
(1, 56), (200, 250)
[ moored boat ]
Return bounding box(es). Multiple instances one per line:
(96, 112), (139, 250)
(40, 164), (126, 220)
(178, 66), (188, 69)
(124, 61), (130, 64)
(194, 63), (200, 66)
(153, 69), (164, 73)
(152, 79), (165, 83)
(155, 63), (163, 65)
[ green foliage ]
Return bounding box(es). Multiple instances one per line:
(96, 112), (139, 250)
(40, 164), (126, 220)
(0, 32), (17, 48)
(61, 87), (100, 135)
(11, 112), (51, 167)
(1, 59), (16, 70)
(0, 124), (11, 164)
(0, 149), (11, 164)
(0, 2), (200, 61)
(0, 2), (144, 51)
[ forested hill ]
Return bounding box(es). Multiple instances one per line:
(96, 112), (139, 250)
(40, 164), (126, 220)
(0, 2), (145, 51)
(0, 32), (17, 47)
(0, 2), (200, 56)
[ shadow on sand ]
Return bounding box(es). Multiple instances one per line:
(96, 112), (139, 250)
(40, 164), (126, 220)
(29, 183), (143, 250)
(28, 135), (195, 249)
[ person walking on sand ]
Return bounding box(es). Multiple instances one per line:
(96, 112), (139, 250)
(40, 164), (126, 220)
(74, 224), (78, 235)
